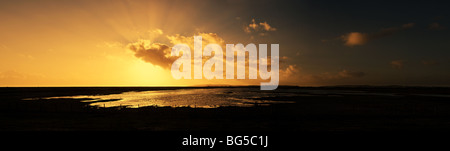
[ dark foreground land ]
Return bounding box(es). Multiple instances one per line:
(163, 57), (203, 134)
(1, 86), (450, 131)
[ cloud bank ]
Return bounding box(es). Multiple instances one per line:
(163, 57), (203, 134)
(127, 31), (296, 82)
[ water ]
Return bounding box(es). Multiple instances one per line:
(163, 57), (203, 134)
(21, 87), (450, 108)
(31, 88), (295, 108)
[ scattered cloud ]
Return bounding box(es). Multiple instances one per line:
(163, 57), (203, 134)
(150, 28), (164, 35)
(340, 23), (415, 47)
(421, 60), (439, 66)
(402, 23), (416, 29)
(301, 69), (366, 83)
(244, 19), (277, 35)
(244, 19), (257, 33)
(390, 60), (405, 69)
(428, 22), (446, 30)
(280, 56), (289, 60)
(371, 23), (415, 39)
(338, 70), (366, 78)
(280, 65), (300, 79)
(277, 65), (367, 85)
(341, 32), (369, 46)
(259, 22), (277, 31)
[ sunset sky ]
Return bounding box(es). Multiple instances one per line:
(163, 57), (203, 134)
(0, 0), (449, 86)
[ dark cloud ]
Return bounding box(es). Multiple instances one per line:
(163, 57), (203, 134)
(341, 23), (415, 47)
(371, 23), (414, 39)
(422, 60), (439, 66)
(428, 22), (446, 30)
(307, 69), (366, 82)
(390, 60), (405, 69)
(338, 70), (366, 78)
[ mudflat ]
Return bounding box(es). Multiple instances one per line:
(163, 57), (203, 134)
(1, 86), (450, 131)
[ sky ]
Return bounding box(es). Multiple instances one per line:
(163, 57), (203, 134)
(0, 0), (449, 86)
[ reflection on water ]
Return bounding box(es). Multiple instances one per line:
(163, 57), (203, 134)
(26, 87), (445, 109)
(35, 88), (295, 108)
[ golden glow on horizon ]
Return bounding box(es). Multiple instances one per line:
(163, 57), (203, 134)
(0, 1), (297, 87)
(0, 1), (220, 86)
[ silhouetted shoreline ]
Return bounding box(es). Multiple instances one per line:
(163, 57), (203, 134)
(1, 86), (450, 131)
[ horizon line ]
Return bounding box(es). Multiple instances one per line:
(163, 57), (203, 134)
(1, 84), (449, 88)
